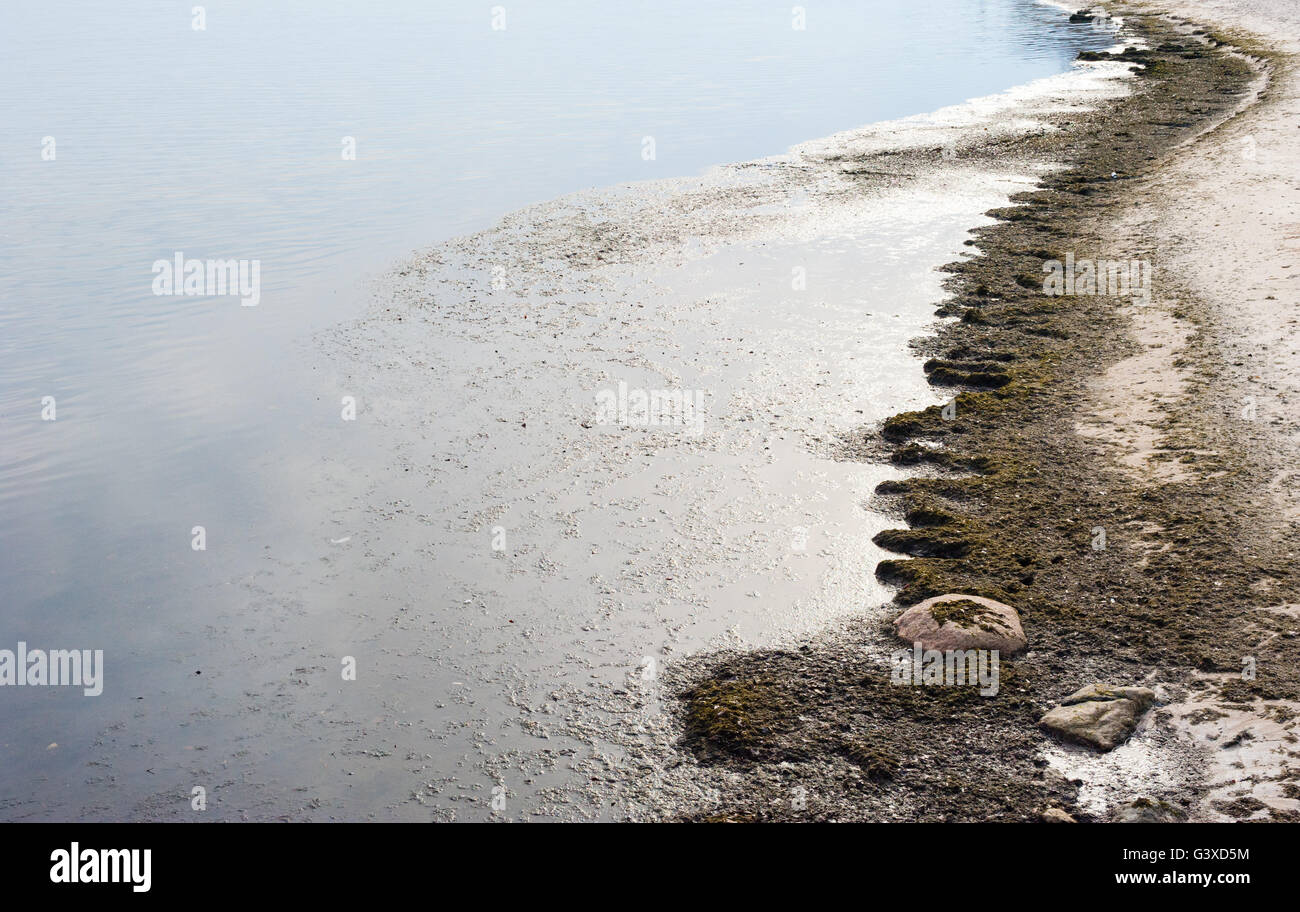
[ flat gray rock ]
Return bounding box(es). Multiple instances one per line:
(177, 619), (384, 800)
(893, 593), (1027, 654)
(1039, 683), (1156, 751)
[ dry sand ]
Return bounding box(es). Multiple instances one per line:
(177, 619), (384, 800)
(1075, 0), (1300, 820)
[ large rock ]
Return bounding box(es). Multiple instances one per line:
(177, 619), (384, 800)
(1039, 683), (1156, 751)
(893, 594), (1027, 654)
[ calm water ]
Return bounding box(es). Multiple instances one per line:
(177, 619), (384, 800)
(0, 0), (1118, 819)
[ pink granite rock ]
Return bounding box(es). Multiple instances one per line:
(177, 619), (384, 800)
(893, 593), (1027, 655)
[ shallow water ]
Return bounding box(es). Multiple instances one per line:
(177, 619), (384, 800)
(0, 1), (1122, 819)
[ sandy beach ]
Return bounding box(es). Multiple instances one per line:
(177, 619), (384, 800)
(1082, 0), (1300, 820)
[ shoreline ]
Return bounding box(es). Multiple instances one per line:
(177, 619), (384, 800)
(640, 3), (1300, 822)
(317, 6), (1142, 821)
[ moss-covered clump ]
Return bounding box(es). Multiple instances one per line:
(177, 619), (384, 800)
(681, 678), (788, 760)
(928, 598), (1015, 635)
(838, 741), (900, 780)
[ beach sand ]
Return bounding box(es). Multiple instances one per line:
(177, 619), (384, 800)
(1077, 0), (1300, 820)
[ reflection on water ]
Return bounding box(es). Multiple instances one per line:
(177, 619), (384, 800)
(0, 0), (1118, 819)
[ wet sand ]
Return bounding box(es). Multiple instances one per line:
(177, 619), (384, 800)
(269, 8), (1140, 822)
(315, 58), (1135, 819)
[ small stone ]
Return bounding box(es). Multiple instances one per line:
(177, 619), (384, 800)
(1113, 797), (1184, 823)
(894, 594), (1027, 654)
(1042, 807), (1076, 823)
(1039, 683), (1156, 751)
